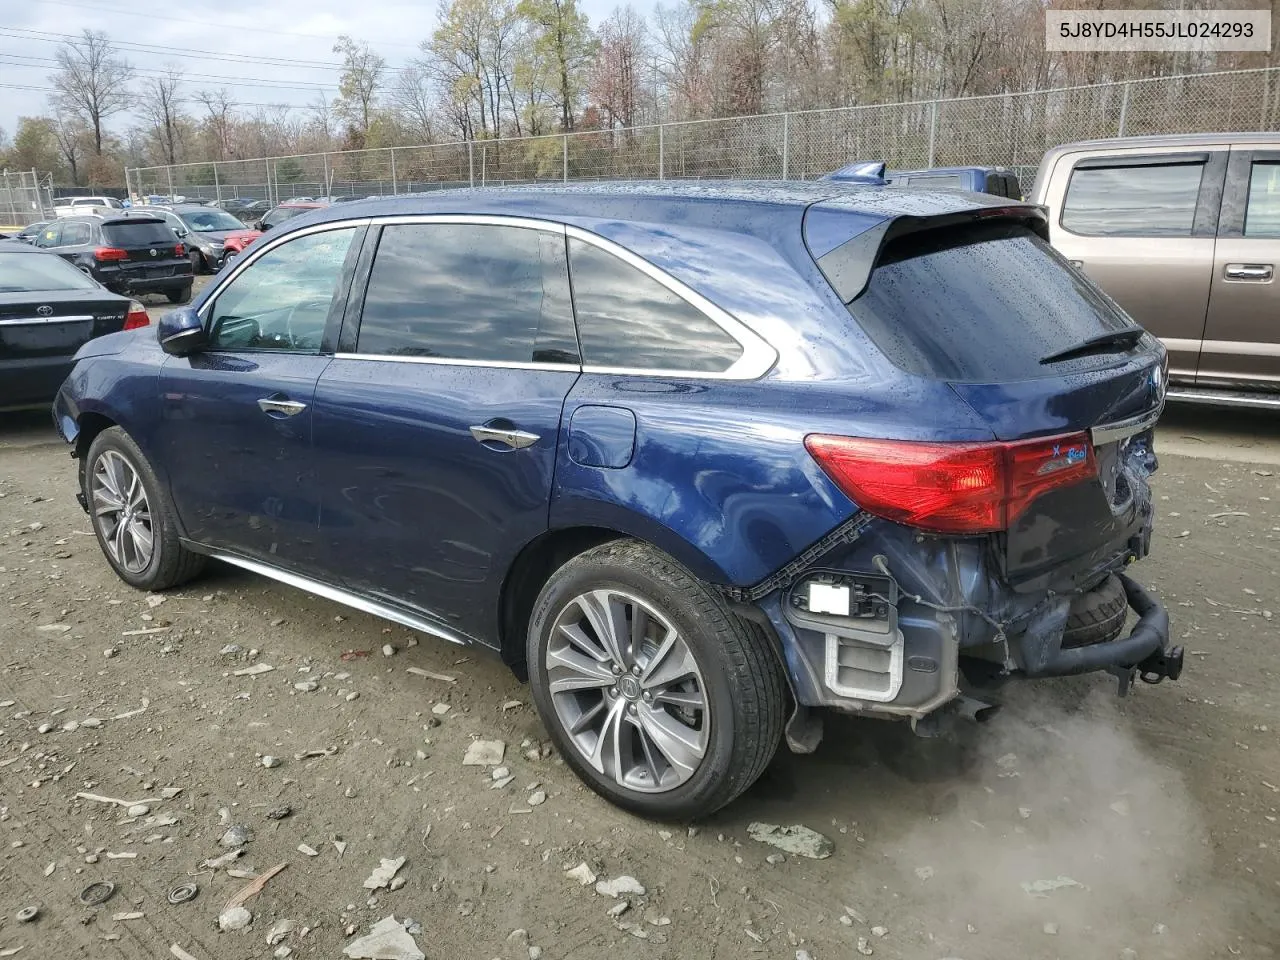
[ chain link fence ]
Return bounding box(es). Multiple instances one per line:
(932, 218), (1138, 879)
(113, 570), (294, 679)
(127, 66), (1280, 204)
(0, 171), (54, 227)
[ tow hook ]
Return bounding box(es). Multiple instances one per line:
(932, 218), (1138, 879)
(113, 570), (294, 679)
(1138, 645), (1184, 684)
(1109, 645), (1184, 695)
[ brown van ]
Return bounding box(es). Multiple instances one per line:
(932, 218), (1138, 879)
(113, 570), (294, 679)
(1031, 133), (1280, 408)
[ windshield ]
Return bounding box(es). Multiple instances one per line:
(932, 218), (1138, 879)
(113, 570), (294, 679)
(181, 209), (245, 232)
(0, 251), (100, 292)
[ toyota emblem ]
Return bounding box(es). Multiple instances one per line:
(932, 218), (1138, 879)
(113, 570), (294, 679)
(149, 248), (157, 257)
(36, 305), (53, 317)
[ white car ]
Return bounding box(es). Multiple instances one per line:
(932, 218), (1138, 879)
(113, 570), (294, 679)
(52, 196), (125, 218)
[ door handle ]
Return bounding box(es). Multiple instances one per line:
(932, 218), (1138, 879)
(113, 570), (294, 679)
(257, 398), (307, 417)
(1224, 263), (1274, 282)
(469, 425), (540, 449)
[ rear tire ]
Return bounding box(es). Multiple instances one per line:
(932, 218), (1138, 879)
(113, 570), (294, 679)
(166, 284), (192, 305)
(84, 427), (205, 591)
(527, 539), (785, 820)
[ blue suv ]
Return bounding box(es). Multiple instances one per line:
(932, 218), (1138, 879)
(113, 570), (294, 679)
(53, 182), (1180, 819)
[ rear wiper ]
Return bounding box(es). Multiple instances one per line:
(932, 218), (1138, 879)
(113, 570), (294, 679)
(1039, 326), (1145, 365)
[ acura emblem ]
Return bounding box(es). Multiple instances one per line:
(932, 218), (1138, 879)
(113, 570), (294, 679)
(36, 305), (53, 317)
(149, 248), (157, 257)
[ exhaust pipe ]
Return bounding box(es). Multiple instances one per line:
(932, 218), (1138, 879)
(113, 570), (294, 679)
(953, 694), (1000, 724)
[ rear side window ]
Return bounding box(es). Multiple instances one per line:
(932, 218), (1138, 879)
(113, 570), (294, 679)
(356, 224), (578, 364)
(842, 222), (1138, 382)
(568, 239), (743, 373)
(61, 222), (92, 246)
(1244, 162), (1280, 237)
(101, 221), (177, 246)
(1061, 161), (1203, 236)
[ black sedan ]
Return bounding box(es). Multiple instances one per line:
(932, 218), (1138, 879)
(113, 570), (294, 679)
(0, 245), (150, 410)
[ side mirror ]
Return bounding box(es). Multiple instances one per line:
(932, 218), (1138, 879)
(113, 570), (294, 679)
(174, 227), (189, 239)
(258, 221), (272, 232)
(158, 306), (206, 356)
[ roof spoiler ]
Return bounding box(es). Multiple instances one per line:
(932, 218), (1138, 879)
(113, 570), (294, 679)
(813, 204), (1049, 304)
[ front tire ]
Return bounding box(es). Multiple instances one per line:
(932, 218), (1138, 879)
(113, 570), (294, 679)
(166, 284), (192, 304)
(84, 427), (205, 591)
(527, 540), (785, 820)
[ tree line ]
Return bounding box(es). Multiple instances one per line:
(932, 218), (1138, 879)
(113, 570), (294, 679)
(0, 0), (1274, 188)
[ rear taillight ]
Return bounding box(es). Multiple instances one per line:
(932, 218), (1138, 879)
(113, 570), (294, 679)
(94, 247), (128, 262)
(804, 432), (1097, 534)
(123, 301), (150, 330)
(174, 242), (186, 257)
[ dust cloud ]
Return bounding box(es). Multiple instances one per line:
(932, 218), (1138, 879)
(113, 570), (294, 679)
(887, 681), (1225, 959)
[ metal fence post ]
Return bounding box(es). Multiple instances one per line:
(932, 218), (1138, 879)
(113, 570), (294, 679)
(1118, 82), (1131, 137)
(782, 113), (790, 179)
(563, 135), (569, 182)
(658, 124), (665, 180)
(323, 153), (331, 194)
(468, 141), (475, 187)
(166, 166), (175, 200)
(927, 101), (939, 167)
(481, 145), (487, 186)
(390, 148), (398, 194)
(213, 164), (222, 202)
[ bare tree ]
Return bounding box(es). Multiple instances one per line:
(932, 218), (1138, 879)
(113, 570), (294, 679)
(50, 30), (134, 155)
(391, 65), (441, 142)
(194, 89), (234, 160)
(50, 115), (89, 185)
(138, 68), (185, 165)
(590, 6), (650, 129)
(307, 94), (336, 147)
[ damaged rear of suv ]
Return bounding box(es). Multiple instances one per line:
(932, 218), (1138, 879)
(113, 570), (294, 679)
(55, 183), (1178, 822)
(768, 195), (1179, 753)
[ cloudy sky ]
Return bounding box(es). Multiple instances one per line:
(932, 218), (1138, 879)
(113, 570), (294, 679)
(0, 0), (635, 136)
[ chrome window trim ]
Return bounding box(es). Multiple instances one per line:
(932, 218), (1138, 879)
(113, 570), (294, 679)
(201, 212), (779, 381)
(0, 314), (96, 327)
(334, 353), (580, 373)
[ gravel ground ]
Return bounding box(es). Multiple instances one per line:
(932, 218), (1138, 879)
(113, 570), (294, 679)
(0, 395), (1277, 960)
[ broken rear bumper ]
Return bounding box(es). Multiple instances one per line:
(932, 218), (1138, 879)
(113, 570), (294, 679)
(1017, 573), (1182, 684)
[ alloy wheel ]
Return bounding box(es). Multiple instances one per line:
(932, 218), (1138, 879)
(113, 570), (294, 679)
(545, 589), (709, 793)
(91, 451), (154, 575)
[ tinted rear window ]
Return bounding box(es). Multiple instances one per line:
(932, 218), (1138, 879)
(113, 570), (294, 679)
(842, 223), (1138, 381)
(0, 252), (99, 292)
(101, 221), (178, 246)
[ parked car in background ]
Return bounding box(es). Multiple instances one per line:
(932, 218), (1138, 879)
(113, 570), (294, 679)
(216, 199), (272, 223)
(824, 164), (1022, 198)
(886, 166), (1023, 198)
(255, 200), (328, 232)
(131, 204), (262, 274)
(12, 222), (49, 244)
(33, 215), (193, 303)
(1032, 133), (1280, 407)
(53, 196), (125, 218)
(0, 244), (148, 410)
(53, 182), (1178, 819)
